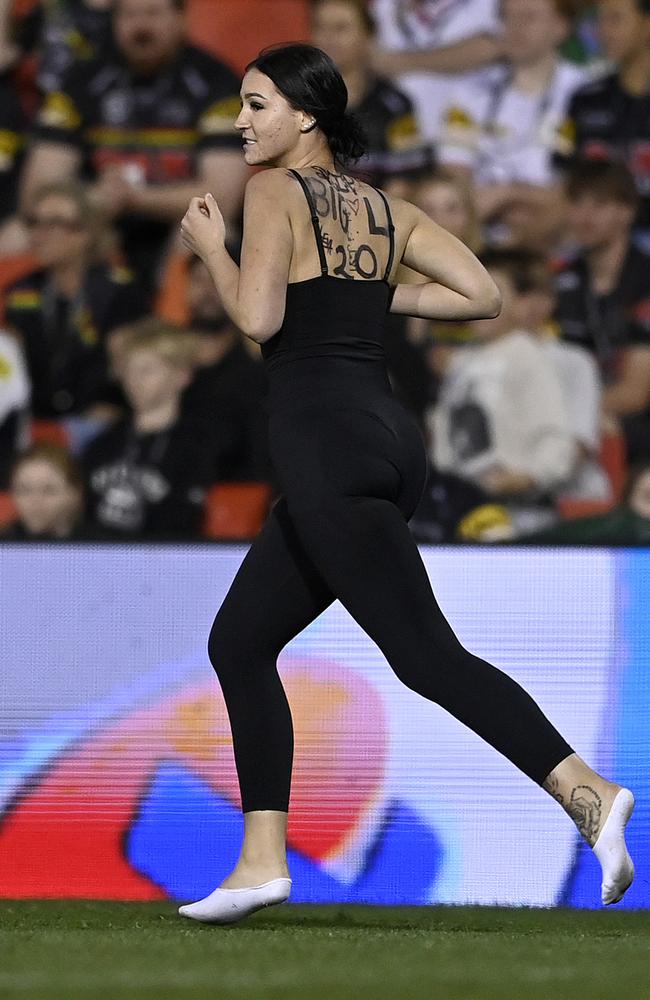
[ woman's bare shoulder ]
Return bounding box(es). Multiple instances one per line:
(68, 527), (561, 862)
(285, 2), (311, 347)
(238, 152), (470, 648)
(383, 192), (422, 228)
(245, 168), (302, 193)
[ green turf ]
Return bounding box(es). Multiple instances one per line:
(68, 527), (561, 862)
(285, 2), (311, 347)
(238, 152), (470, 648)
(1, 901), (649, 1000)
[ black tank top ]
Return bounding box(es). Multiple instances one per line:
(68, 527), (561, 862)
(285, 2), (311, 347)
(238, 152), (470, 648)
(261, 169), (396, 390)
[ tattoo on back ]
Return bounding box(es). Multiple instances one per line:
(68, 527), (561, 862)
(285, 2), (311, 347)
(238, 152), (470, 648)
(543, 776), (602, 845)
(301, 166), (390, 281)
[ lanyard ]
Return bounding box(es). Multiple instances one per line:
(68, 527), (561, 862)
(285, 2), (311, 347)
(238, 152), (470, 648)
(483, 64), (556, 141)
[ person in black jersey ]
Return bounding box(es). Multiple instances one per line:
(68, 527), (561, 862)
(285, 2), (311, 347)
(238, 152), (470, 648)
(310, 0), (431, 190)
(21, 0), (247, 292)
(555, 0), (650, 234)
(176, 44), (635, 924)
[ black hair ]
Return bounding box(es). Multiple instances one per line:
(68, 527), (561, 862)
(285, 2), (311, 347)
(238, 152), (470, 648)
(245, 43), (367, 165)
(565, 159), (639, 208)
(477, 248), (552, 295)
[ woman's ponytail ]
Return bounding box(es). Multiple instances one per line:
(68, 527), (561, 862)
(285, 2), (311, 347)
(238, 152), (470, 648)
(326, 112), (367, 166)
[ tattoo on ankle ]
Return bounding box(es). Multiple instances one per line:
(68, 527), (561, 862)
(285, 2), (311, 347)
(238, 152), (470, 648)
(542, 773), (564, 806)
(567, 785), (602, 845)
(542, 778), (603, 844)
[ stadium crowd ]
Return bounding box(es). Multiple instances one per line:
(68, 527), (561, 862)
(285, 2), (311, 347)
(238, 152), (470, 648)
(0, 0), (649, 543)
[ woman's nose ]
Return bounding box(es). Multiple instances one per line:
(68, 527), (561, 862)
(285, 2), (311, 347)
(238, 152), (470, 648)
(235, 109), (248, 130)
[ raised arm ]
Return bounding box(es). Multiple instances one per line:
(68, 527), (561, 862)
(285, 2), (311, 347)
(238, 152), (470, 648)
(390, 200), (501, 320)
(180, 169), (293, 343)
(372, 34), (503, 78)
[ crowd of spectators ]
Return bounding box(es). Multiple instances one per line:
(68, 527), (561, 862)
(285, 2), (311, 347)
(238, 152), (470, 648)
(0, 0), (649, 544)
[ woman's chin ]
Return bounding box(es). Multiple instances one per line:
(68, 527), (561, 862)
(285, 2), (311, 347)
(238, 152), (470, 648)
(243, 146), (276, 167)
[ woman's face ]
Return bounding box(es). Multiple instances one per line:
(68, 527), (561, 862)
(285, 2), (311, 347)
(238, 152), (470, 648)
(235, 68), (305, 167)
(12, 459), (80, 537)
(417, 181), (470, 242)
(27, 193), (93, 269)
(629, 470), (650, 519)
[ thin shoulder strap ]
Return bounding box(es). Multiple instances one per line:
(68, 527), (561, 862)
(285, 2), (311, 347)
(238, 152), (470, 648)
(288, 168), (328, 277)
(375, 187), (396, 282)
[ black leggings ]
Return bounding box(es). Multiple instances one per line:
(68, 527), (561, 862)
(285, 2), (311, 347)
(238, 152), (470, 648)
(208, 489), (574, 813)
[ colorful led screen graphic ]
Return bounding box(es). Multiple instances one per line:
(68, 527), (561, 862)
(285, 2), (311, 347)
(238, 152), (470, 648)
(0, 544), (648, 908)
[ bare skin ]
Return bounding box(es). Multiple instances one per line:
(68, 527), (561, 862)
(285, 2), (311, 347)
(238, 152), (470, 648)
(541, 753), (621, 847)
(221, 752), (620, 888)
(181, 67), (603, 893)
(220, 811), (289, 889)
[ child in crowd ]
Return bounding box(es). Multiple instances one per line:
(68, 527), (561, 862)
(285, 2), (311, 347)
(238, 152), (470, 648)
(82, 318), (212, 539)
(3, 443), (87, 540)
(509, 248), (612, 503)
(428, 248), (577, 535)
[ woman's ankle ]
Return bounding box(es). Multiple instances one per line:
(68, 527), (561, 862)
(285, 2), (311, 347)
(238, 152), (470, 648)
(542, 758), (620, 846)
(220, 859), (290, 890)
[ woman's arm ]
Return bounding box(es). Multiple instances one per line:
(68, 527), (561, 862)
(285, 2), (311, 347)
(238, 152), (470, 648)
(390, 202), (501, 321)
(180, 169), (293, 343)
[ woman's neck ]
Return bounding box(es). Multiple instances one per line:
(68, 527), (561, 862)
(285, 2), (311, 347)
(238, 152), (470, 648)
(134, 398), (179, 434)
(511, 51), (557, 94)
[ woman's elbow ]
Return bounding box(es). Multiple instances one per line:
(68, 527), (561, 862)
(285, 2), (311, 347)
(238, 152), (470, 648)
(240, 316), (282, 344)
(480, 279), (502, 318)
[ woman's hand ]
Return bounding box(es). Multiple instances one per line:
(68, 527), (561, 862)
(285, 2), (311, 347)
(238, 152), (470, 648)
(180, 192), (225, 260)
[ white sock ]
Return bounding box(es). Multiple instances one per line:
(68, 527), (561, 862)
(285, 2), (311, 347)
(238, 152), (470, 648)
(592, 788), (635, 905)
(178, 877), (292, 924)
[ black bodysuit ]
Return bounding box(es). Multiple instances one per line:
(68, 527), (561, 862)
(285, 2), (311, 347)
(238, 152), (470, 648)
(208, 168), (573, 812)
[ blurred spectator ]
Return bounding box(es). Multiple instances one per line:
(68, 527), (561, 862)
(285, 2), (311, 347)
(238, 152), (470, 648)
(556, 0), (650, 235)
(439, 0), (587, 249)
(4, 180), (148, 434)
(413, 168), (483, 251)
(428, 248), (576, 534)
(0, 0), (21, 72)
(554, 160), (650, 460)
(408, 465), (514, 543)
(510, 248), (612, 501)
(2, 441), (88, 539)
(0, 327), (30, 487)
(523, 461), (650, 542)
(0, 69), (27, 255)
(14, 0), (114, 94)
(82, 317), (211, 538)
(311, 0), (430, 189)
(383, 170), (483, 424)
(180, 256), (271, 482)
(370, 0), (503, 142)
(400, 169), (482, 342)
(20, 0), (247, 291)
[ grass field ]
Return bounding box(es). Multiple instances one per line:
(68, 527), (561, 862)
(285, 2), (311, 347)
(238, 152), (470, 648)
(1, 901), (649, 1000)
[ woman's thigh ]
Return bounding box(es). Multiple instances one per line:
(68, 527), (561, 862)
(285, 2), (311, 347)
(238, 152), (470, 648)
(208, 497), (336, 663)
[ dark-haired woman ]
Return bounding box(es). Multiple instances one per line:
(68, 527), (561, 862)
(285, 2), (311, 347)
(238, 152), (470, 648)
(178, 44), (634, 923)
